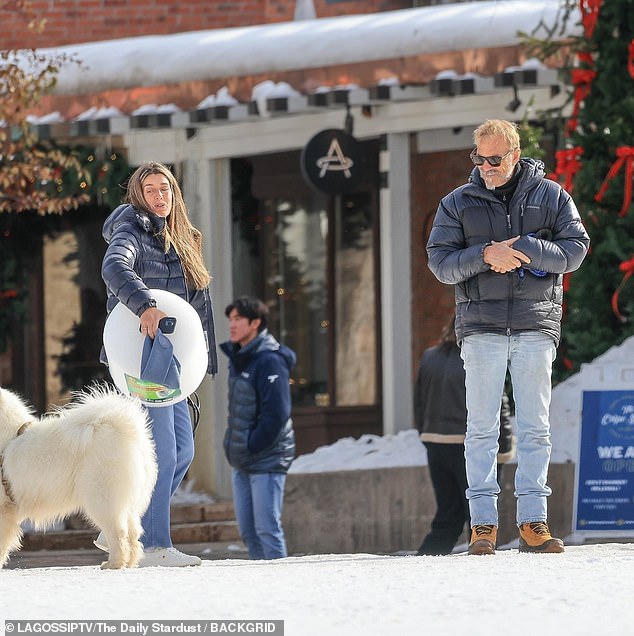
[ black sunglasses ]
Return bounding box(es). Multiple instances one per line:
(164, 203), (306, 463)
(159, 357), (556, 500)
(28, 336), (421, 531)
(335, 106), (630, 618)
(470, 148), (515, 167)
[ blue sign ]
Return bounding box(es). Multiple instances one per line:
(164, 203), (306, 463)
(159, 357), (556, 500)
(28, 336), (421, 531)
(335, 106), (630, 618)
(576, 391), (634, 532)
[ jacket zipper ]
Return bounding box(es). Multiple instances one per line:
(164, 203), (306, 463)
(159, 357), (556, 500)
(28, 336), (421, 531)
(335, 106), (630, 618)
(517, 202), (527, 284)
(504, 195), (512, 336)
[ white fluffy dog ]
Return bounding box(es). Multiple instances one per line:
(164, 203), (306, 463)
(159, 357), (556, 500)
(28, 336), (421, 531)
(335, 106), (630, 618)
(0, 385), (157, 569)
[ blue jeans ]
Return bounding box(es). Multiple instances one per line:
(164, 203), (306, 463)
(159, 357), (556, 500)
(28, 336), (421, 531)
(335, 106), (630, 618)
(461, 332), (556, 527)
(142, 400), (194, 548)
(231, 469), (288, 560)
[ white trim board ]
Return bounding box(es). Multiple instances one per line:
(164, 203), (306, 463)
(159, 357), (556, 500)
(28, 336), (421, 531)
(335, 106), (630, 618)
(125, 86), (567, 165)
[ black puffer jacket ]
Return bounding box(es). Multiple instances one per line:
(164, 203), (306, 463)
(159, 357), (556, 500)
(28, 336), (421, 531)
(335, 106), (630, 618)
(414, 344), (467, 442)
(426, 159), (589, 345)
(413, 343), (514, 462)
(100, 203), (218, 374)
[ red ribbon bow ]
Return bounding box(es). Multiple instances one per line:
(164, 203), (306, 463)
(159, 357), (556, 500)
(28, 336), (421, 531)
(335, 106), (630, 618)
(579, 0), (602, 39)
(548, 147), (584, 193)
(612, 256), (634, 322)
(595, 146), (634, 217)
(567, 69), (597, 134)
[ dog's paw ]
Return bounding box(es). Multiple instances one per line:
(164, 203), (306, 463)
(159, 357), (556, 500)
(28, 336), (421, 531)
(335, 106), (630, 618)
(100, 559), (125, 570)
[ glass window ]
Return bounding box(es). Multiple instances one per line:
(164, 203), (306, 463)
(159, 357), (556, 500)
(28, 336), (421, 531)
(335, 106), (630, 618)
(230, 147), (379, 409)
(334, 192), (377, 406)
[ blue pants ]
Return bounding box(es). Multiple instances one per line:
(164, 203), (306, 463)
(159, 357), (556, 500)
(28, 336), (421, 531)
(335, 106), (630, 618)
(231, 469), (287, 560)
(461, 332), (556, 527)
(142, 400), (194, 548)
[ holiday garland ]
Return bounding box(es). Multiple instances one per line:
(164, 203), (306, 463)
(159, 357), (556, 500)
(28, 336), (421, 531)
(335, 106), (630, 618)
(522, 0), (634, 374)
(0, 146), (130, 352)
(544, 0), (634, 376)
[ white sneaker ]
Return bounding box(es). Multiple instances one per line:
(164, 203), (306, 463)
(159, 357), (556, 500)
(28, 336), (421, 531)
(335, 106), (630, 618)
(94, 531), (108, 552)
(138, 547), (202, 567)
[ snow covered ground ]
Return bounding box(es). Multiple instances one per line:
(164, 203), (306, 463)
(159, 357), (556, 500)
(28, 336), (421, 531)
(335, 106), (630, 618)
(2, 544), (633, 635)
(2, 431), (632, 635)
(4, 345), (634, 634)
(4, 393), (630, 635)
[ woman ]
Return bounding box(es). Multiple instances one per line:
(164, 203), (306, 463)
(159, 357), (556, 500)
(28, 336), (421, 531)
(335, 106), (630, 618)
(99, 161), (217, 567)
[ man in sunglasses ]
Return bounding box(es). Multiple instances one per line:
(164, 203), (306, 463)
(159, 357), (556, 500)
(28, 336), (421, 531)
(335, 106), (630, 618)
(426, 119), (589, 556)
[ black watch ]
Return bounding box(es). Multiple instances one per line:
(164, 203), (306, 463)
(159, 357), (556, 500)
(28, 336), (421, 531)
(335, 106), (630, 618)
(140, 298), (157, 314)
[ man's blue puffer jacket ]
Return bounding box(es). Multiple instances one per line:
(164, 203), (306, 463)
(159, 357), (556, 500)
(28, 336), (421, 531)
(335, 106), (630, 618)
(221, 329), (296, 473)
(100, 203), (218, 374)
(426, 158), (590, 345)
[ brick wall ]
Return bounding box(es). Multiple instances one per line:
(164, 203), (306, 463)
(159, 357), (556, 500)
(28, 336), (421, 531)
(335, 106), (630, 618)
(410, 145), (472, 379)
(312, 0), (410, 18)
(2, 0), (412, 49)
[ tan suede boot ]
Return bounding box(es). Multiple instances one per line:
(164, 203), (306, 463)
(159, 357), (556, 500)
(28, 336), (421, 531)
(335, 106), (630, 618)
(468, 524), (497, 555)
(518, 522), (565, 553)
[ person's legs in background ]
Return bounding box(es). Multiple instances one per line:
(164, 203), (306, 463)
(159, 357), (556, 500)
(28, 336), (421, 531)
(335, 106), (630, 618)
(250, 472), (287, 559)
(496, 463), (505, 489)
(418, 443), (469, 555)
(232, 468), (265, 560)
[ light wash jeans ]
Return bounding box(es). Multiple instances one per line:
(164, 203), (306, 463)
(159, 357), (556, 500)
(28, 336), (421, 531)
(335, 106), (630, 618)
(232, 469), (288, 560)
(460, 332), (556, 527)
(141, 400), (194, 548)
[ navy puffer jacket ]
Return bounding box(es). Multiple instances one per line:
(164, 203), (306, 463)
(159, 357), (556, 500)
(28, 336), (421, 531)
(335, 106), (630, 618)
(100, 203), (218, 374)
(426, 158), (589, 345)
(221, 330), (296, 473)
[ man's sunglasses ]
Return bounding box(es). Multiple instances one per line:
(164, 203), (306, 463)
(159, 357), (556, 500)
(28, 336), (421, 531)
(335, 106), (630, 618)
(470, 148), (515, 167)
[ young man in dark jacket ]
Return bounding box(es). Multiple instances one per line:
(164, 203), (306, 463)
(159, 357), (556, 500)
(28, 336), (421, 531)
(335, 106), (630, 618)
(427, 119), (589, 556)
(221, 296), (296, 559)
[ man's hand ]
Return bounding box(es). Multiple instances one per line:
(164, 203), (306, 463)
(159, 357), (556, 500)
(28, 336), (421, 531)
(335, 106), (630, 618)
(483, 236), (531, 274)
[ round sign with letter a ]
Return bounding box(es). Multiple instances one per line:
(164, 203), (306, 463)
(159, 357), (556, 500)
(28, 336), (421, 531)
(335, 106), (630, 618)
(301, 128), (365, 194)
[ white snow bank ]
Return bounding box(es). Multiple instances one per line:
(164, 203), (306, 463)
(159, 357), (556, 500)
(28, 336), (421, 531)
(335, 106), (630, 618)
(289, 429), (427, 473)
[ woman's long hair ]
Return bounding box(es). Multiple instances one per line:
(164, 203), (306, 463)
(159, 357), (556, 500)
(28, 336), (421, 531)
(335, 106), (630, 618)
(438, 313), (457, 351)
(125, 162), (211, 289)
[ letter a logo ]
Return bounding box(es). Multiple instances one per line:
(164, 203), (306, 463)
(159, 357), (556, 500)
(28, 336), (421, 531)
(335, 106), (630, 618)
(316, 139), (354, 178)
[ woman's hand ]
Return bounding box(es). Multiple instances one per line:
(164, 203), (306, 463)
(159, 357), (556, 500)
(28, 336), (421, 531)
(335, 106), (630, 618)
(139, 306), (167, 339)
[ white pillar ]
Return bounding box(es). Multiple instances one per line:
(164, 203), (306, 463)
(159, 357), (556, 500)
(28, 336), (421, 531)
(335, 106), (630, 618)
(185, 157), (234, 498)
(379, 133), (413, 435)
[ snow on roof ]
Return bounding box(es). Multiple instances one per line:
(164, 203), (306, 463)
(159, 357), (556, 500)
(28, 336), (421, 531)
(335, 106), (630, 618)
(22, 0), (580, 96)
(25, 56), (563, 139)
